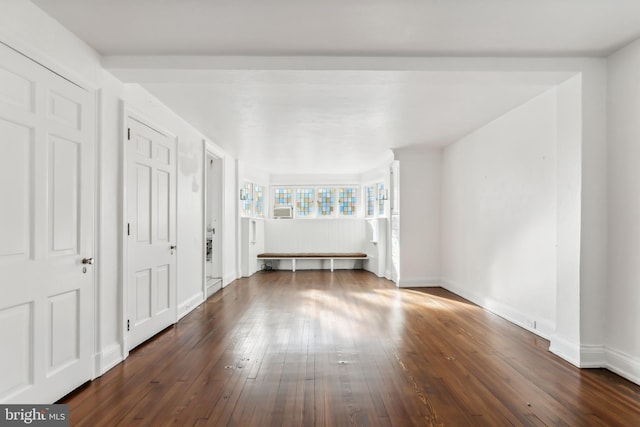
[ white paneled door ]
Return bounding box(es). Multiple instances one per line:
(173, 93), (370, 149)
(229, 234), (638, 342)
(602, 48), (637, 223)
(126, 117), (177, 350)
(0, 43), (95, 403)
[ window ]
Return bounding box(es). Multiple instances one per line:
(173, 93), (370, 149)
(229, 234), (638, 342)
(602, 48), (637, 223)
(241, 182), (253, 217)
(317, 188), (335, 216)
(272, 185), (360, 218)
(274, 188), (293, 207)
(296, 188), (314, 217)
(241, 181), (266, 218)
(377, 182), (386, 216)
(338, 187), (357, 216)
(365, 185), (375, 217)
(364, 182), (386, 218)
(254, 184), (264, 218)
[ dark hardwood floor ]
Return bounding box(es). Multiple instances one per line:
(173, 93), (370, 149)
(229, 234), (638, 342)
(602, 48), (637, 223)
(61, 271), (640, 426)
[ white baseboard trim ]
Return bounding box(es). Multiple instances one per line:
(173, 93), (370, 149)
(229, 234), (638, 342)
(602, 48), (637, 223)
(549, 333), (581, 367)
(178, 292), (204, 320)
(606, 346), (640, 386)
(396, 277), (640, 385)
(97, 342), (123, 376)
(363, 264), (385, 278)
(441, 279), (554, 340)
(397, 277), (441, 288)
(438, 280), (640, 385)
(223, 272), (237, 287)
(580, 344), (606, 368)
(206, 278), (223, 298)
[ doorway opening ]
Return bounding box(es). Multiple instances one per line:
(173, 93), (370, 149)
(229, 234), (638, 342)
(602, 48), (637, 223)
(205, 149), (224, 297)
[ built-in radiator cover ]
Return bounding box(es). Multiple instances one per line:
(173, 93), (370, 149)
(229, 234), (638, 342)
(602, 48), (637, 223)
(273, 205), (293, 219)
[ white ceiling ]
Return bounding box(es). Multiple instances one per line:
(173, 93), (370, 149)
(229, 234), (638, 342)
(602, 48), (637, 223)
(31, 0), (640, 174)
(133, 70), (569, 174)
(31, 0), (640, 56)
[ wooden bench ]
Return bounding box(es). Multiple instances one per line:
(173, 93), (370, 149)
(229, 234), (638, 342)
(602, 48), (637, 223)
(257, 253), (367, 272)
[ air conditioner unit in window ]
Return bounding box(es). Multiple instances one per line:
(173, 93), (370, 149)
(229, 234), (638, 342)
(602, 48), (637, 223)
(273, 205), (293, 219)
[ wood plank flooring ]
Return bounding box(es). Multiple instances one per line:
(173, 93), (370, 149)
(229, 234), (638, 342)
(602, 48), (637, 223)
(61, 271), (640, 426)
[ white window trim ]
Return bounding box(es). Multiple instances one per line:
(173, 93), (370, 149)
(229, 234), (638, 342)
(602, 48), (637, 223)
(363, 181), (387, 219)
(241, 180), (266, 219)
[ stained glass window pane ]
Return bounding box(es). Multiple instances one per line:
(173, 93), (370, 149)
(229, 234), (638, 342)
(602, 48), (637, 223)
(296, 188), (314, 217)
(274, 188), (293, 208)
(377, 182), (386, 216)
(339, 187), (357, 216)
(242, 182), (253, 217)
(365, 185), (375, 217)
(317, 188), (335, 216)
(254, 184), (264, 218)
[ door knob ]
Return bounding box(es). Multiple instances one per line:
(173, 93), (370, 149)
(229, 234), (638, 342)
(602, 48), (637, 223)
(170, 245), (177, 254)
(82, 257), (94, 265)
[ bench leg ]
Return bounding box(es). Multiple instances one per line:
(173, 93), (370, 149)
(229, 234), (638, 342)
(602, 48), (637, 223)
(292, 259), (296, 272)
(330, 259), (334, 272)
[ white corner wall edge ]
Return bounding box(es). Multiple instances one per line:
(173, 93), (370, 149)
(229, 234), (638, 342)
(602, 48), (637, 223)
(579, 344), (606, 368)
(604, 347), (640, 386)
(178, 292), (204, 320)
(96, 342), (123, 377)
(549, 333), (581, 367)
(224, 272), (238, 288)
(440, 279), (554, 340)
(397, 277), (441, 288)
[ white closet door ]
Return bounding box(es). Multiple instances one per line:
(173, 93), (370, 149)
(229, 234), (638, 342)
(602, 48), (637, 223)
(126, 117), (177, 350)
(0, 43), (95, 403)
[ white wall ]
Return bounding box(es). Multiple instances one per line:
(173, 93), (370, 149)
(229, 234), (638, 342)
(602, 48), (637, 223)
(441, 90), (558, 338)
(224, 159), (238, 285)
(393, 147), (441, 287)
(264, 218), (368, 270)
(240, 217), (265, 276)
(363, 218), (387, 277)
(552, 75), (583, 364)
(238, 162), (270, 191)
(606, 38), (640, 384)
(265, 219), (367, 253)
(96, 72), (126, 371)
(578, 60), (608, 364)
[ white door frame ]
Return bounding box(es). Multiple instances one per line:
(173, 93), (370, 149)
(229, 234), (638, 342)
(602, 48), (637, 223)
(119, 102), (178, 359)
(203, 139), (226, 296)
